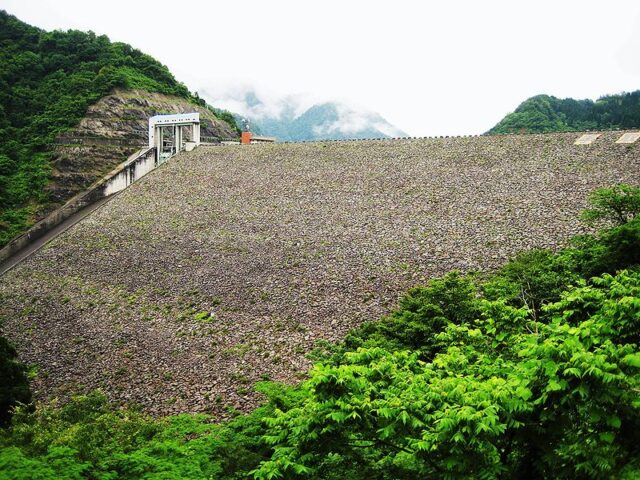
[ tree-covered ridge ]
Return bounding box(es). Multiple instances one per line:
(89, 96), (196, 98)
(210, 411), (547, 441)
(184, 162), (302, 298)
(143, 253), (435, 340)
(0, 10), (237, 246)
(1, 185), (639, 479)
(489, 91), (640, 134)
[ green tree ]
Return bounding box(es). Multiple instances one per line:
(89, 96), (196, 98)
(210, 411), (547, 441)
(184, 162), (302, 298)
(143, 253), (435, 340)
(489, 91), (640, 134)
(252, 270), (640, 479)
(581, 184), (640, 226)
(0, 337), (31, 428)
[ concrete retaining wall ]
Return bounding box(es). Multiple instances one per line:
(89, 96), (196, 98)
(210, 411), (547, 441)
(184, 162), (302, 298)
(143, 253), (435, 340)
(0, 147), (157, 264)
(104, 148), (156, 196)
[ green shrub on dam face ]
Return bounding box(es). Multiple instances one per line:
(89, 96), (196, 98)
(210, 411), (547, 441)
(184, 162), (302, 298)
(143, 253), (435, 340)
(581, 183), (640, 226)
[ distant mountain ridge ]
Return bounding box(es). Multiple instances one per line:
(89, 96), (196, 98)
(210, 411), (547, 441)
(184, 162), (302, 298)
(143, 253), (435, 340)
(204, 90), (407, 141)
(489, 91), (640, 134)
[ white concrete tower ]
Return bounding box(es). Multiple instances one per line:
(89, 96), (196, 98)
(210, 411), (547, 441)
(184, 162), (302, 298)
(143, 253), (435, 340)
(148, 113), (201, 162)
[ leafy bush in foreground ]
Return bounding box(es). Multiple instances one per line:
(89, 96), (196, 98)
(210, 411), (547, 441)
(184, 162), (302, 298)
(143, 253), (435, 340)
(254, 269), (640, 479)
(0, 337), (31, 428)
(0, 383), (301, 480)
(1, 192), (639, 479)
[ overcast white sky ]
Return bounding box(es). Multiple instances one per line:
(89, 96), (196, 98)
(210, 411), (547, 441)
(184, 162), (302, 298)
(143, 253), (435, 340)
(2, 0), (640, 135)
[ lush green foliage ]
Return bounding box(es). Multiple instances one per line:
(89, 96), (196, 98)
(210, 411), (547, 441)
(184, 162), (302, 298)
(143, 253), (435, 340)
(0, 337), (31, 428)
(0, 10), (238, 246)
(0, 384), (300, 480)
(210, 107), (242, 137)
(581, 184), (640, 226)
(1, 196), (639, 479)
(489, 91), (640, 134)
(254, 268), (640, 479)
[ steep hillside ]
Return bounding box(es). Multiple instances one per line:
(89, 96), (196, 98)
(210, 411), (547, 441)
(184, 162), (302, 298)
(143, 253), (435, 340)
(0, 10), (238, 245)
(489, 91), (640, 134)
(1, 132), (638, 417)
(49, 89), (238, 204)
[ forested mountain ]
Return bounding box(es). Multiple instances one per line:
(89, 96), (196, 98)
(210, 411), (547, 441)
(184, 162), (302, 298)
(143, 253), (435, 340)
(205, 89), (407, 141)
(248, 102), (406, 141)
(489, 91), (640, 134)
(0, 11), (237, 246)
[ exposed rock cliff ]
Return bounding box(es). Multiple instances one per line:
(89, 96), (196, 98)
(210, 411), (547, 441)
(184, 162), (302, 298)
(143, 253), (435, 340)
(47, 88), (238, 207)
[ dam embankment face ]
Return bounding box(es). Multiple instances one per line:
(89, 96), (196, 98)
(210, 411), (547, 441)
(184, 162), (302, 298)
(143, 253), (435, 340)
(1, 132), (639, 417)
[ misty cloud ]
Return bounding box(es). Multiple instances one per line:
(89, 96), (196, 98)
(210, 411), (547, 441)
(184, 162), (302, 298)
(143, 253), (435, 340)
(200, 86), (406, 141)
(199, 85), (315, 120)
(312, 104), (405, 137)
(3, 0), (639, 136)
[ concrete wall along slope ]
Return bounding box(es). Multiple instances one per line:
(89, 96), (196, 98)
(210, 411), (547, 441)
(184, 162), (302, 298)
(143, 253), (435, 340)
(104, 148), (157, 196)
(0, 147), (155, 266)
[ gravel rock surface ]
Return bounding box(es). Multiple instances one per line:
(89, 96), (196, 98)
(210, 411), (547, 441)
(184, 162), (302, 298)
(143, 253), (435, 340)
(1, 131), (639, 418)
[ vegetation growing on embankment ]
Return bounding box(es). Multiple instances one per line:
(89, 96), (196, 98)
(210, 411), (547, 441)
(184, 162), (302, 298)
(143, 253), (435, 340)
(489, 91), (640, 134)
(1, 185), (639, 479)
(0, 10), (239, 246)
